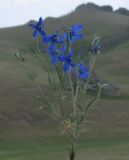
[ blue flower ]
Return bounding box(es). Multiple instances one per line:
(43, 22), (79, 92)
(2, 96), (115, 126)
(45, 43), (59, 64)
(43, 32), (67, 44)
(29, 17), (46, 38)
(46, 48), (58, 65)
(43, 32), (58, 43)
(78, 64), (89, 80)
(58, 50), (75, 72)
(69, 24), (83, 43)
(43, 32), (66, 54)
(58, 46), (66, 53)
(46, 46), (56, 55)
(46, 44), (67, 65)
(59, 33), (67, 43)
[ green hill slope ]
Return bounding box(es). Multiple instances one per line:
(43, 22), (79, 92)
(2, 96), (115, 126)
(0, 3), (129, 138)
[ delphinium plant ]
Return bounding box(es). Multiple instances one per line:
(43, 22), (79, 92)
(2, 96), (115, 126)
(15, 17), (102, 160)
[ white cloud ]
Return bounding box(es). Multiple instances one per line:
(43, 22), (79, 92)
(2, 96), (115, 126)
(0, 0), (41, 5)
(0, 0), (129, 28)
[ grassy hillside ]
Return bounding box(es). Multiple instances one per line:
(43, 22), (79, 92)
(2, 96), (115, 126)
(0, 3), (129, 139)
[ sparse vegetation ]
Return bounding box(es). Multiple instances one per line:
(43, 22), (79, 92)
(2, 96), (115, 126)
(0, 3), (129, 160)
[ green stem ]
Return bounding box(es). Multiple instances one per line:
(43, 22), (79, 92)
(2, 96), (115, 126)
(84, 84), (102, 114)
(36, 40), (65, 120)
(82, 55), (97, 107)
(69, 71), (76, 117)
(66, 31), (80, 160)
(69, 134), (76, 160)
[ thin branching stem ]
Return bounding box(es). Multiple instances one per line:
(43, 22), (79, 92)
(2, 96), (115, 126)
(35, 39), (66, 120)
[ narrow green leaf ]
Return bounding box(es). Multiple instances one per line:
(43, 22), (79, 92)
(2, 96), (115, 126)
(62, 96), (66, 101)
(14, 53), (25, 63)
(85, 83), (102, 113)
(56, 65), (64, 89)
(35, 95), (53, 112)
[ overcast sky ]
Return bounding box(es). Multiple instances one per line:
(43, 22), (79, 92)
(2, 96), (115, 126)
(0, 0), (129, 28)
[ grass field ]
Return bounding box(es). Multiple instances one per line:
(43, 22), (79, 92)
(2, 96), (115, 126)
(0, 3), (129, 160)
(0, 136), (129, 160)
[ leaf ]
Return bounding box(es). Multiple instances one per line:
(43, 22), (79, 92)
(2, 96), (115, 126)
(85, 83), (102, 113)
(68, 113), (76, 124)
(47, 76), (54, 87)
(62, 96), (66, 101)
(56, 65), (65, 90)
(35, 96), (53, 112)
(39, 106), (52, 112)
(14, 53), (25, 63)
(73, 81), (77, 96)
(40, 106), (47, 110)
(27, 42), (40, 58)
(77, 103), (83, 112)
(76, 114), (82, 124)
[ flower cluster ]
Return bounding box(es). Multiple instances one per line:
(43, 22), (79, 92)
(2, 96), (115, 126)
(27, 17), (102, 160)
(29, 17), (89, 80)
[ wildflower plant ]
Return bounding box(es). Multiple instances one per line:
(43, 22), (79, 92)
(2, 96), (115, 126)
(15, 17), (102, 160)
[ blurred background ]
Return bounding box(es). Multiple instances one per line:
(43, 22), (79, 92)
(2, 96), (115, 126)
(0, 0), (129, 160)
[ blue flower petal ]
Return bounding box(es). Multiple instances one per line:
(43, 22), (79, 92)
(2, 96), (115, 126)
(63, 63), (69, 72)
(39, 30), (46, 36)
(59, 33), (67, 43)
(42, 32), (60, 44)
(58, 55), (65, 62)
(71, 24), (83, 32)
(49, 43), (56, 50)
(43, 35), (51, 43)
(50, 55), (58, 64)
(68, 50), (74, 56)
(78, 64), (89, 80)
(59, 46), (66, 53)
(70, 63), (75, 68)
(69, 24), (83, 43)
(38, 17), (43, 25)
(33, 29), (38, 38)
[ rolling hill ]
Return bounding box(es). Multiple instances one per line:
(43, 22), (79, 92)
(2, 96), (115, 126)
(0, 2), (129, 139)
